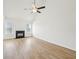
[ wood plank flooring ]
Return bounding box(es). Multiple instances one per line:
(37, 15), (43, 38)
(3, 37), (76, 59)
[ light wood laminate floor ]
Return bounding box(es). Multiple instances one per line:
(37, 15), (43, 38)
(3, 37), (76, 59)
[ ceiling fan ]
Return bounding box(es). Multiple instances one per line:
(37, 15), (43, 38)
(24, 0), (46, 13)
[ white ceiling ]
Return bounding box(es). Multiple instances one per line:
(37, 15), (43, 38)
(4, 0), (46, 21)
(4, 0), (74, 22)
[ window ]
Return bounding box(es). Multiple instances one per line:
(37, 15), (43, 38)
(4, 21), (13, 34)
(26, 24), (32, 32)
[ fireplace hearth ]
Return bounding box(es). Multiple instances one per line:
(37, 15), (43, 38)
(16, 31), (25, 38)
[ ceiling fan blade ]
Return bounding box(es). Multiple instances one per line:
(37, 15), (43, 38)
(37, 10), (41, 13)
(37, 6), (45, 9)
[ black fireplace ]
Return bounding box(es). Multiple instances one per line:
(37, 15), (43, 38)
(16, 31), (25, 38)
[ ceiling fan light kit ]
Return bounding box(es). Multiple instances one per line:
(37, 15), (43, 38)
(24, 0), (46, 13)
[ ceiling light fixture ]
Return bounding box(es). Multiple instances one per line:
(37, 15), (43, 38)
(24, 0), (46, 13)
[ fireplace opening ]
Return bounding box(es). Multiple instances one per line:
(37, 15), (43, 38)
(16, 31), (25, 38)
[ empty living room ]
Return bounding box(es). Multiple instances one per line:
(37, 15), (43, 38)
(3, 0), (76, 59)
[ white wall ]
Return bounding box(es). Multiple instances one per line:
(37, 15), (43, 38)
(4, 17), (32, 39)
(4, 0), (36, 39)
(33, 0), (76, 50)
